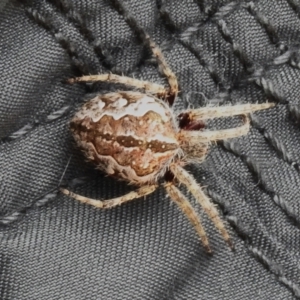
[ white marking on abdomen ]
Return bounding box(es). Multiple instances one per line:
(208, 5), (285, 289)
(85, 95), (170, 122)
(146, 133), (178, 145)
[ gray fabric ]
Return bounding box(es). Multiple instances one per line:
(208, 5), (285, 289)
(1, 0), (300, 299)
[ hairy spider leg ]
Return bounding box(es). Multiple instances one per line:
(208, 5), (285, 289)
(170, 164), (234, 249)
(186, 102), (275, 121)
(68, 35), (178, 102)
(188, 116), (250, 143)
(180, 115), (251, 142)
(165, 183), (212, 253)
(144, 34), (178, 98)
(60, 185), (157, 209)
(68, 73), (168, 97)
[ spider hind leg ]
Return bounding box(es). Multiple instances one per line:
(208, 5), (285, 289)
(67, 73), (167, 96)
(60, 185), (157, 209)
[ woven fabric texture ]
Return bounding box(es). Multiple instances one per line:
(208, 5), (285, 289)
(1, 0), (300, 299)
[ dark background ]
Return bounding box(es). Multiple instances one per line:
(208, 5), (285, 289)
(1, 0), (300, 299)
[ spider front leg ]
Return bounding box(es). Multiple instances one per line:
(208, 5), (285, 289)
(165, 183), (212, 253)
(179, 115), (250, 142)
(170, 164), (234, 250)
(60, 185), (157, 209)
(184, 102), (275, 121)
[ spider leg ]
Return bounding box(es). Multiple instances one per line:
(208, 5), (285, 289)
(68, 73), (167, 97)
(60, 185), (157, 209)
(145, 34), (178, 98)
(179, 115), (250, 142)
(165, 183), (212, 253)
(199, 115), (250, 141)
(185, 102), (275, 121)
(170, 164), (233, 250)
(68, 35), (178, 102)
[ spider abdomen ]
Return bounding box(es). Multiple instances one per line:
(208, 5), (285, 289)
(70, 91), (179, 184)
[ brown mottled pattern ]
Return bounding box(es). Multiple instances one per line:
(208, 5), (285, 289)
(70, 92), (179, 183)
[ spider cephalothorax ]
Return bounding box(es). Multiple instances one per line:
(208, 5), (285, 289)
(61, 35), (275, 253)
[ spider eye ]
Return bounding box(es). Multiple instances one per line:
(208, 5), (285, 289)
(178, 112), (206, 130)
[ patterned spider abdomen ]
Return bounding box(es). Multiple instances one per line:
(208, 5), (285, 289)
(70, 91), (180, 185)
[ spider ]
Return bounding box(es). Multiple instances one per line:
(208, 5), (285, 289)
(60, 34), (275, 253)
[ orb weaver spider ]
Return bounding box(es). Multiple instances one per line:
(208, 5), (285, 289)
(61, 34), (274, 253)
